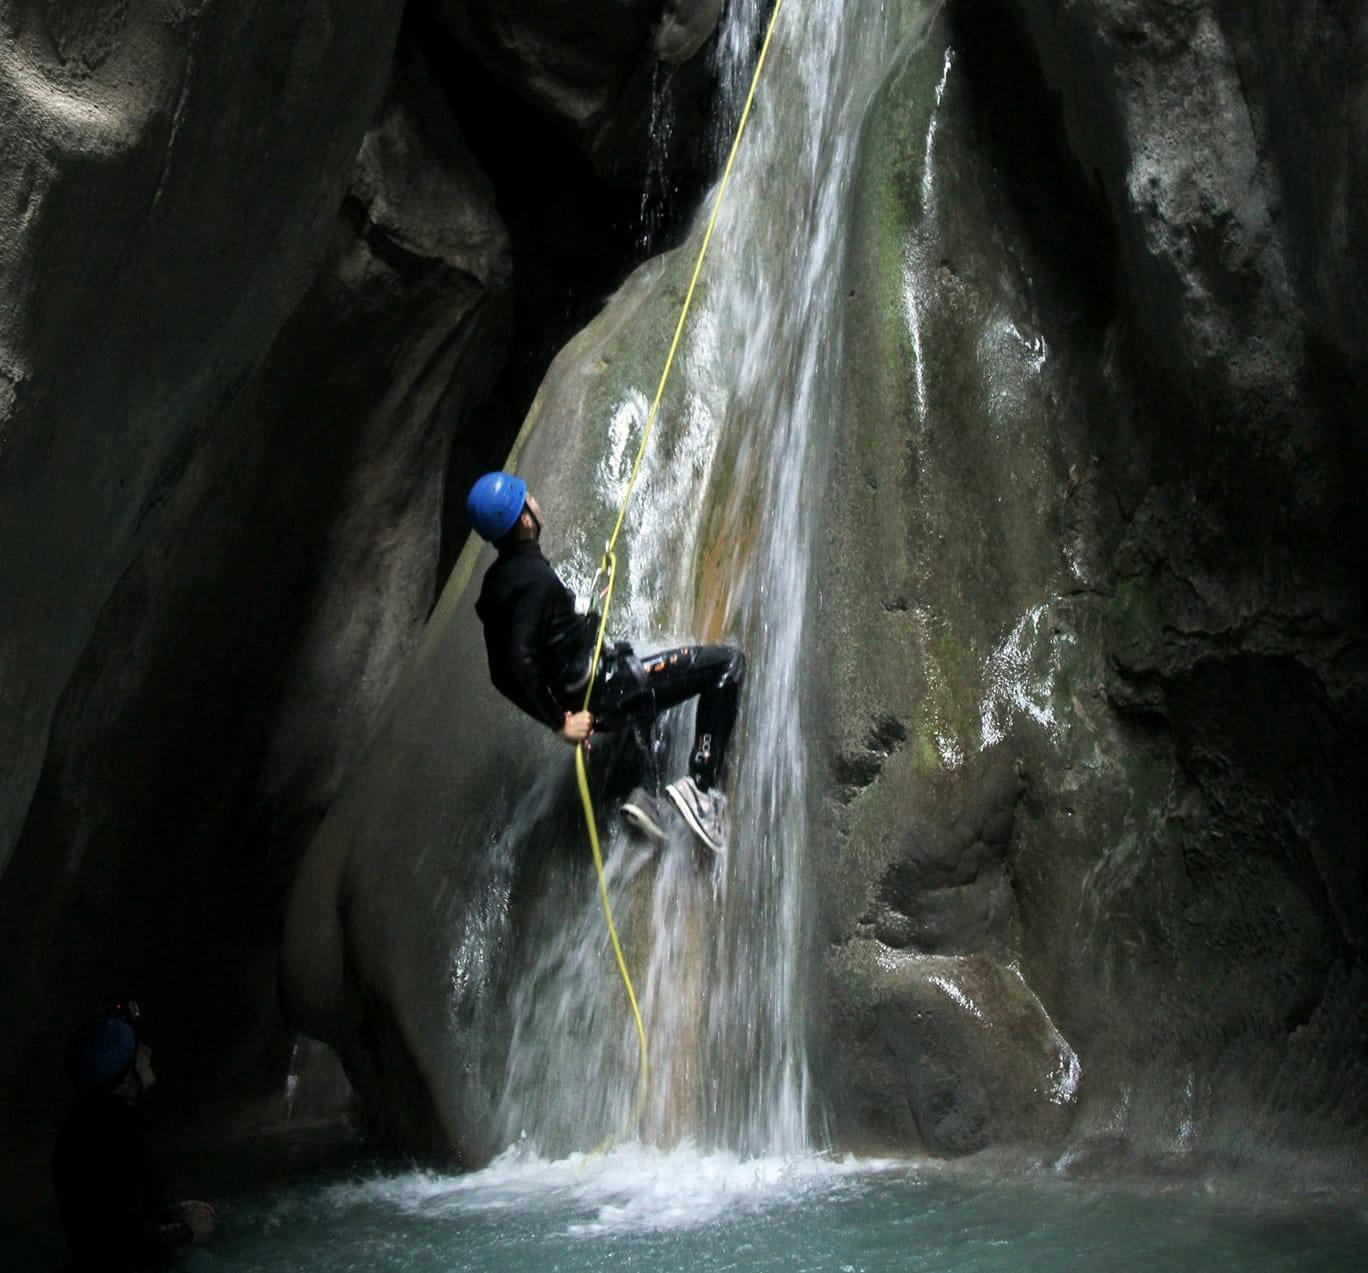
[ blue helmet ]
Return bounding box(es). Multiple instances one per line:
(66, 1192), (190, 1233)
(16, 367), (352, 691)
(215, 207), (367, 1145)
(467, 471), (528, 542)
(66, 1014), (138, 1096)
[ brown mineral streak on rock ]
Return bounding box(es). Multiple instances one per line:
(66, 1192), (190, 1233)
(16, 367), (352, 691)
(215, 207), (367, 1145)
(690, 451), (762, 642)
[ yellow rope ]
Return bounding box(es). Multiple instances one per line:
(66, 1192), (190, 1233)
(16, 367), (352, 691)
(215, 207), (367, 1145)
(573, 0), (788, 1147)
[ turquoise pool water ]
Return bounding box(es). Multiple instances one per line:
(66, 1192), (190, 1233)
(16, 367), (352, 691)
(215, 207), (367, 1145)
(89, 1143), (1364, 1273)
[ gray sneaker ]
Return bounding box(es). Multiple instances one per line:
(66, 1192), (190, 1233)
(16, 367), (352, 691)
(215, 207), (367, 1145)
(665, 777), (727, 854)
(621, 787), (671, 843)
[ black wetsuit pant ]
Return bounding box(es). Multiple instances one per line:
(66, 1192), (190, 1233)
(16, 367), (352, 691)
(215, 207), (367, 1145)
(52, 1094), (192, 1271)
(589, 644), (746, 792)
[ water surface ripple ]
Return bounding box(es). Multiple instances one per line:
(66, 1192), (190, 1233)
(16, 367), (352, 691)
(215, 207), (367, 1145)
(179, 1146), (1367, 1273)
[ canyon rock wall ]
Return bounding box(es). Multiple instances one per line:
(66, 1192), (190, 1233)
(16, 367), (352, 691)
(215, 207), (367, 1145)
(423, 0), (725, 181)
(0, 35), (511, 1151)
(820, 0), (1366, 1155)
(0, 0), (404, 876)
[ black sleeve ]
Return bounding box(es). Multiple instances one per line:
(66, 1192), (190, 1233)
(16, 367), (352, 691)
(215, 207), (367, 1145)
(502, 571), (574, 730)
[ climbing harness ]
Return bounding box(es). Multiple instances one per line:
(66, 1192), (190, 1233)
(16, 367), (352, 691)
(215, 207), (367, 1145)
(573, 0), (788, 1147)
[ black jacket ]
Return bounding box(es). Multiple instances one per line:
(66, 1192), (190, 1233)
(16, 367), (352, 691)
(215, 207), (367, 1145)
(474, 541), (598, 729)
(52, 1093), (192, 1270)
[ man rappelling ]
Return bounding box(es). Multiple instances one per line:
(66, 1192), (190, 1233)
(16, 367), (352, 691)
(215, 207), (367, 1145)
(468, 470), (745, 854)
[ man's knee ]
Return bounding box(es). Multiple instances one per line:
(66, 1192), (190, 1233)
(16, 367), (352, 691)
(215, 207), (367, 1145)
(724, 647), (746, 688)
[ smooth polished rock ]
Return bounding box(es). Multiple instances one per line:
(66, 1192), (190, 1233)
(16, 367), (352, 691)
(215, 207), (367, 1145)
(0, 37), (510, 1143)
(0, 0), (404, 874)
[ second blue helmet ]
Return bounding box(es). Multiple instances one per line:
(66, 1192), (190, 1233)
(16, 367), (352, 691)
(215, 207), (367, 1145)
(467, 471), (528, 542)
(66, 1015), (138, 1096)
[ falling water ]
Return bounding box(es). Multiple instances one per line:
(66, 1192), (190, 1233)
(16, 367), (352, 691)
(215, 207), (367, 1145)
(486, 0), (933, 1159)
(636, 63), (678, 256)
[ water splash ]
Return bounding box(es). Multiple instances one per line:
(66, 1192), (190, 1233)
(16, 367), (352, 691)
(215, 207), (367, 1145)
(322, 1141), (901, 1238)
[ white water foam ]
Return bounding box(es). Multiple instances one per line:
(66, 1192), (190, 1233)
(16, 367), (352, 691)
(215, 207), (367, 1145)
(323, 1143), (907, 1238)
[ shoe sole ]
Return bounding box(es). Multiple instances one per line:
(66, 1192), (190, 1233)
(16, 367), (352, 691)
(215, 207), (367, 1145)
(621, 800), (668, 843)
(665, 785), (725, 855)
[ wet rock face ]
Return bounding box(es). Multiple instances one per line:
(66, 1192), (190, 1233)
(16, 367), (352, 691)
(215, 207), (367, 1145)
(0, 0), (405, 874)
(830, 945), (1079, 1155)
(862, 758), (1022, 958)
(816, 8), (1095, 1153)
(1003, 0), (1368, 1142)
(820, 0), (1368, 1157)
(1017, 0), (1368, 405)
(280, 247), (688, 1161)
(999, 0), (1368, 553)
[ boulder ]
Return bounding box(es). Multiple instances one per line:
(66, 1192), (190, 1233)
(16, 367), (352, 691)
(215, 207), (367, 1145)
(829, 943), (1079, 1154)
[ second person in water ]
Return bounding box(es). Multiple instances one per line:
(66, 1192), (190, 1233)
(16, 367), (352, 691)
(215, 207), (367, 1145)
(468, 471), (745, 854)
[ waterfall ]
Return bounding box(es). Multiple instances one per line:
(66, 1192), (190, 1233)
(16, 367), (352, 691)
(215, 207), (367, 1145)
(486, 0), (931, 1159)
